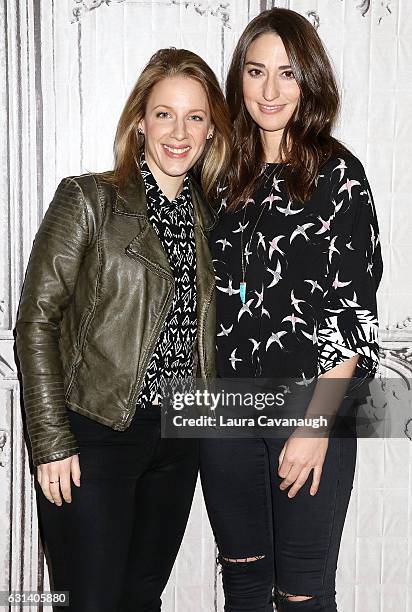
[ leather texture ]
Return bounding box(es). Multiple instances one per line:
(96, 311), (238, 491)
(15, 170), (218, 467)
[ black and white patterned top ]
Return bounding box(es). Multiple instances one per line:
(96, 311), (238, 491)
(212, 152), (383, 384)
(136, 151), (197, 408)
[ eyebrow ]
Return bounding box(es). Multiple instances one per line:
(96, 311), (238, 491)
(245, 61), (292, 70)
(152, 104), (207, 113)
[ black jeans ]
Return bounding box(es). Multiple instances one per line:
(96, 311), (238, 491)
(199, 435), (357, 612)
(35, 407), (199, 612)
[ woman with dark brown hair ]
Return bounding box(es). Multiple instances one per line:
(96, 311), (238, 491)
(199, 8), (382, 611)
(15, 47), (230, 611)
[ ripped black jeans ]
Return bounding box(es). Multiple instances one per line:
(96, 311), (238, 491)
(199, 435), (357, 611)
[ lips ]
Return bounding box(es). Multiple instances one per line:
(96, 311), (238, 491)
(162, 144), (191, 158)
(258, 103), (286, 114)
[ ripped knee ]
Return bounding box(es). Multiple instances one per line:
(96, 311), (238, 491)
(274, 585), (314, 603)
(221, 555), (266, 563)
(216, 553), (267, 574)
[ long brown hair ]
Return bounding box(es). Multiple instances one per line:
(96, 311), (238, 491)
(225, 8), (350, 210)
(105, 48), (231, 203)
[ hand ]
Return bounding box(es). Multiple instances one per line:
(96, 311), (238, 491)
(37, 454), (81, 506)
(277, 434), (329, 498)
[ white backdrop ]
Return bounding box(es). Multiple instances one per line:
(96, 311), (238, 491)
(1, 1), (412, 610)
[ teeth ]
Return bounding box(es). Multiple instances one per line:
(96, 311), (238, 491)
(261, 105), (283, 110)
(164, 145), (190, 154)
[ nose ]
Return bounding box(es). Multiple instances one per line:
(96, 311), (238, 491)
(262, 76), (280, 102)
(170, 117), (188, 141)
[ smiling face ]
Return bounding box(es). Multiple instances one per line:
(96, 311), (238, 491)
(138, 75), (213, 198)
(242, 32), (300, 159)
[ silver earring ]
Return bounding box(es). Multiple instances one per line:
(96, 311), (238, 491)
(138, 128), (144, 135)
(207, 133), (213, 140)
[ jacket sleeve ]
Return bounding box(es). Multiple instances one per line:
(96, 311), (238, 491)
(15, 177), (92, 467)
(317, 156), (383, 383)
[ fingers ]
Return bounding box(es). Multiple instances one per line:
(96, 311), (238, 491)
(70, 454), (81, 487)
(310, 465), (323, 496)
(285, 467), (312, 498)
(37, 455), (80, 506)
(279, 464), (301, 492)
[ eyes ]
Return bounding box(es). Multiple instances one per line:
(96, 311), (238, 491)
(247, 68), (296, 81)
(155, 111), (204, 121)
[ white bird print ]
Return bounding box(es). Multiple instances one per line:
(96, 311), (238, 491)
(333, 158), (347, 182)
(278, 384), (291, 395)
(291, 290), (305, 314)
(290, 223), (314, 243)
(282, 313), (307, 332)
(261, 306), (271, 318)
(216, 238), (232, 251)
(338, 178), (361, 199)
(244, 243), (253, 264)
(272, 176), (284, 192)
(257, 232), (266, 251)
(262, 193), (283, 211)
(276, 200), (304, 216)
(267, 261), (282, 288)
(328, 236), (340, 262)
(302, 327), (318, 344)
(229, 348), (242, 370)
(238, 299), (254, 321)
(366, 261), (373, 276)
(314, 173), (325, 187)
(249, 338), (261, 357)
(217, 279), (240, 295)
(296, 372), (316, 387)
(233, 220), (250, 234)
(268, 235), (285, 258)
(254, 286), (264, 308)
(304, 279), (323, 294)
(266, 330), (287, 350)
(315, 216), (331, 235)
(343, 293), (361, 308)
(346, 241), (354, 250)
(332, 271), (352, 290)
(332, 199), (343, 214)
(217, 323), (233, 337)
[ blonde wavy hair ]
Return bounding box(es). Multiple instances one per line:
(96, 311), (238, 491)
(107, 47), (231, 203)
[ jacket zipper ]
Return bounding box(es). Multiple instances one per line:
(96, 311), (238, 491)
(121, 249), (175, 426)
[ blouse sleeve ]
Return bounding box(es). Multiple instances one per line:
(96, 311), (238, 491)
(317, 156), (383, 381)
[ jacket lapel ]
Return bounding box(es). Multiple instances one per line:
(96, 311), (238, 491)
(113, 170), (218, 292)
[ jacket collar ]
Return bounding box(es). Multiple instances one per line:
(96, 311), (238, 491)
(113, 169), (218, 231)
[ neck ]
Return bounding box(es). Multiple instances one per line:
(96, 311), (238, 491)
(260, 127), (284, 163)
(144, 155), (185, 202)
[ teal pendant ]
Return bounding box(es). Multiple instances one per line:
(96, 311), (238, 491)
(240, 281), (246, 304)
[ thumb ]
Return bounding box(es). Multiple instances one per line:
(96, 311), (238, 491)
(70, 454), (81, 486)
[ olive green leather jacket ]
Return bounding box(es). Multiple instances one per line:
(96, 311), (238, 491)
(15, 171), (218, 467)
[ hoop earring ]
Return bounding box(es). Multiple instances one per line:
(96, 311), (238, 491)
(138, 128), (144, 136)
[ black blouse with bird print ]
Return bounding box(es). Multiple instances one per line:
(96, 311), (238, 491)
(211, 152), (383, 385)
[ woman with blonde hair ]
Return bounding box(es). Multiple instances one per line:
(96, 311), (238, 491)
(15, 47), (231, 611)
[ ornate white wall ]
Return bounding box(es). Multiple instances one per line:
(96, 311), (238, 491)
(1, 1), (412, 610)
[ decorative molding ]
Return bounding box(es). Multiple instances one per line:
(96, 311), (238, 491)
(71, 0), (126, 22)
(170, 1), (230, 26)
(71, 0), (230, 26)
(306, 10), (320, 30)
(357, 0), (371, 16)
(356, 0), (393, 23)
(0, 430), (7, 467)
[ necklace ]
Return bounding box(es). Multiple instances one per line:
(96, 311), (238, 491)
(239, 163), (285, 305)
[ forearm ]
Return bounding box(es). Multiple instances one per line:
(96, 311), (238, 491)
(296, 355), (359, 436)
